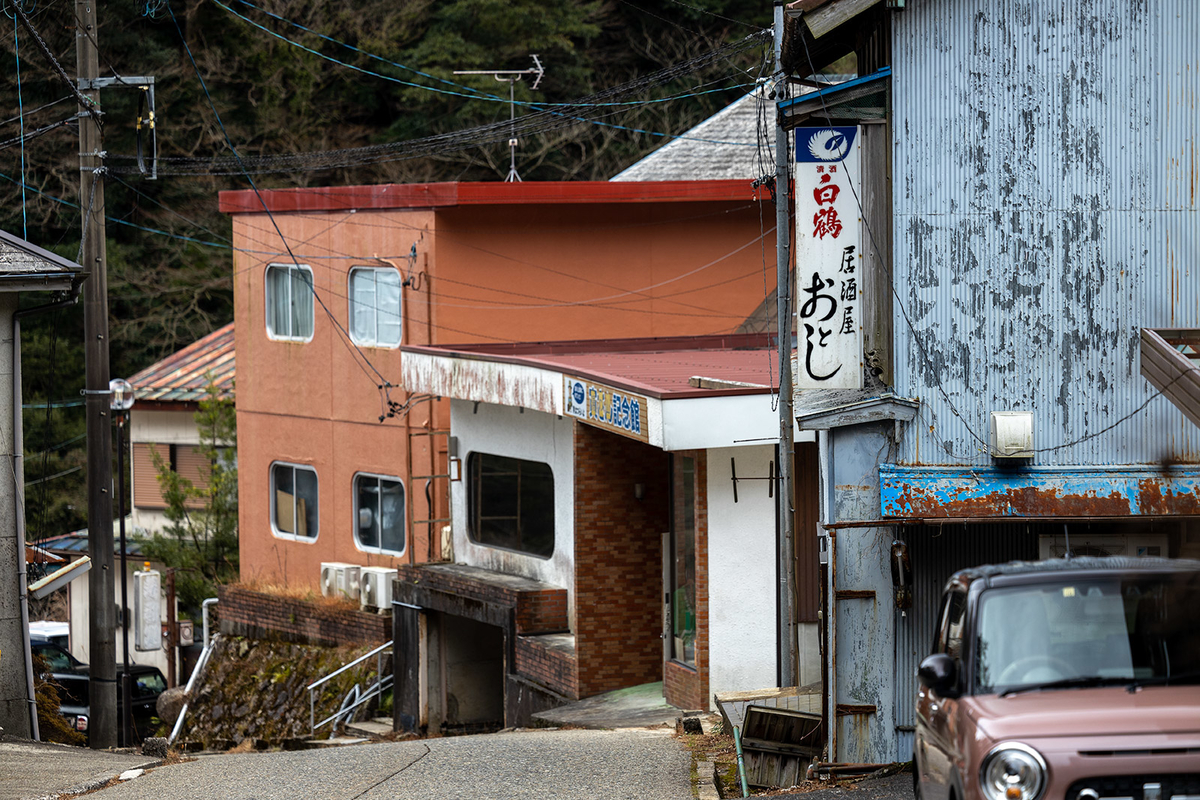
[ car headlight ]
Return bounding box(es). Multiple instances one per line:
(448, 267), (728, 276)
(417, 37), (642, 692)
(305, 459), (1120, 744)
(980, 742), (1047, 800)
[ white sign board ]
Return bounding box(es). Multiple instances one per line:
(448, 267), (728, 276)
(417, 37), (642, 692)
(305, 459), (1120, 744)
(794, 126), (863, 389)
(133, 569), (162, 652)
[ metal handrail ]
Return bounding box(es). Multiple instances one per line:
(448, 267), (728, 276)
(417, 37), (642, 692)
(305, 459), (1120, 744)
(307, 642), (392, 736)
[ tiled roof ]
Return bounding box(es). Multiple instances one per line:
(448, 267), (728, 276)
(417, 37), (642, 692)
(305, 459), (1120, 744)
(611, 79), (850, 183)
(129, 322), (235, 404)
(36, 529), (148, 557)
(610, 89), (768, 182)
(0, 228), (81, 279)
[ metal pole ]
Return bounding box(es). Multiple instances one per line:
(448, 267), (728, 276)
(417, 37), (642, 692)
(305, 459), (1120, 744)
(774, 2), (798, 687)
(116, 414), (131, 746)
(77, 0), (118, 749)
(166, 568), (177, 688)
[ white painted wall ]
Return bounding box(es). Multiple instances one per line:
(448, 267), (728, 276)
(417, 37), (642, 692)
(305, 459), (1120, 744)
(68, 557), (176, 680)
(449, 399), (576, 628)
(662, 395), (776, 451)
(129, 408), (199, 445)
(705, 444), (779, 696)
(129, 408), (199, 534)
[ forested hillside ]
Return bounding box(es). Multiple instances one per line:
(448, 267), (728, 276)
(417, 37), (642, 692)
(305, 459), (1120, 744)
(0, 0), (774, 536)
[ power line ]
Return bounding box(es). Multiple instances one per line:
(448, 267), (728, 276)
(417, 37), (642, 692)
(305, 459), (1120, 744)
(106, 29), (770, 176)
(166, 0), (400, 417)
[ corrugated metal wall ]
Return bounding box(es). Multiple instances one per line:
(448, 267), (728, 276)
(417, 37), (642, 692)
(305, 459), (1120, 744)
(891, 0), (1200, 467)
(892, 522), (1040, 745)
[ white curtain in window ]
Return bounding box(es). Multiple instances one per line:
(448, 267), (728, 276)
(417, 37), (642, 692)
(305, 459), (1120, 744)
(267, 267), (290, 336)
(291, 267), (314, 339)
(377, 269), (402, 345)
(350, 269), (375, 343)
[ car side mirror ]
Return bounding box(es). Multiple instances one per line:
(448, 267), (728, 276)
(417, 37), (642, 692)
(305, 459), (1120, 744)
(917, 654), (961, 698)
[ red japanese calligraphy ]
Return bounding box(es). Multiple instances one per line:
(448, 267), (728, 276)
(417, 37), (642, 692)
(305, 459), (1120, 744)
(812, 206), (843, 239)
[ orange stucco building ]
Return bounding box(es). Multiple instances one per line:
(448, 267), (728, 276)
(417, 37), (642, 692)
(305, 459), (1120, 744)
(220, 180), (779, 593)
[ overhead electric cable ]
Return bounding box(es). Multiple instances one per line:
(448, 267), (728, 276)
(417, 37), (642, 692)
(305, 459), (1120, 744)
(14, 18), (28, 237)
(108, 29), (769, 176)
(166, 0), (399, 415)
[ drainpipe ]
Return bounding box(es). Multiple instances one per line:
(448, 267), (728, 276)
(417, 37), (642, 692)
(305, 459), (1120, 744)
(14, 280), (85, 740)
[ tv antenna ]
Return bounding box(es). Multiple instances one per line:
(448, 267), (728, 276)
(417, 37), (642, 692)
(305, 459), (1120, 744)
(454, 55), (544, 182)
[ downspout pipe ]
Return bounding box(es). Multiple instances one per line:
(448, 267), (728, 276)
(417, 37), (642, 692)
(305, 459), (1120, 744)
(15, 281), (84, 740)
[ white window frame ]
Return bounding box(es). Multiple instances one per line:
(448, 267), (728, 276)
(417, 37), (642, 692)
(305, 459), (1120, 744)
(270, 461), (319, 542)
(265, 263), (315, 342)
(352, 472), (407, 556)
(347, 266), (403, 348)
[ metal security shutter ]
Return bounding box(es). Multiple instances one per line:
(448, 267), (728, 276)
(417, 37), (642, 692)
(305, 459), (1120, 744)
(892, 523), (1040, 752)
(132, 443), (168, 509)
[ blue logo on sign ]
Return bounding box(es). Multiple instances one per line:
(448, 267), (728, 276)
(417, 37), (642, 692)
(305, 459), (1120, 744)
(796, 126), (857, 163)
(572, 382), (585, 405)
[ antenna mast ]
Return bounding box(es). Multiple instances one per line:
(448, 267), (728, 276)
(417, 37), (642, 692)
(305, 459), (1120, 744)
(454, 55), (544, 182)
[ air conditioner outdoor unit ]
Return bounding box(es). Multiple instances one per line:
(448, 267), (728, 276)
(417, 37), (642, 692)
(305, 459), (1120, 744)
(319, 562), (362, 600)
(359, 566), (397, 613)
(1039, 533), (1169, 560)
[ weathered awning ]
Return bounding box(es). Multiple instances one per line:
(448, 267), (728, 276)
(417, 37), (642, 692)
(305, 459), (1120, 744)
(881, 465), (1200, 520)
(778, 68), (891, 129)
(1141, 328), (1200, 429)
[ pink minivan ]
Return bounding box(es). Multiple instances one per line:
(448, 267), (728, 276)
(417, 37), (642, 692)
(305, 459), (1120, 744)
(914, 557), (1200, 800)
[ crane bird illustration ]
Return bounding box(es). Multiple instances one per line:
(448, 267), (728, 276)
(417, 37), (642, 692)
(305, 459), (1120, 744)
(807, 129), (850, 161)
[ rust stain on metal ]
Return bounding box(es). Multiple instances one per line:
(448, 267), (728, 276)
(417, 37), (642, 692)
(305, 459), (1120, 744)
(834, 590), (876, 600)
(890, 484), (1132, 518)
(1137, 479), (1200, 516)
(835, 704), (876, 716)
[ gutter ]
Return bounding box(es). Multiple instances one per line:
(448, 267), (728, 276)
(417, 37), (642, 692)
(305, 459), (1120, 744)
(14, 277), (84, 740)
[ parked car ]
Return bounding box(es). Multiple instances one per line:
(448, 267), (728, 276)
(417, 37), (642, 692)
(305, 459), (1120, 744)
(914, 556), (1200, 800)
(32, 641), (168, 745)
(28, 620), (70, 650)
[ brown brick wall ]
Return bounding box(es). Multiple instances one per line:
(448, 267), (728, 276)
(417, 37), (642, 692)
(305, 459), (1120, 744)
(514, 637), (578, 700)
(395, 565), (568, 634)
(663, 451), (709, 711)
(573, 423), (670, 698)
(218, 584), (390, 646)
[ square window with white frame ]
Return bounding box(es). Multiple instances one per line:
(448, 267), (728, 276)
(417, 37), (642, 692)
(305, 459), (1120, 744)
(354, 473), (406, 555)
(265, 264), (315, 340)
(349, 267), (402, 347)
(271, 462), (319, 540)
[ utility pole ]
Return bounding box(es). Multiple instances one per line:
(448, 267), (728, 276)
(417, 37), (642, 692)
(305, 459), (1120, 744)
(76, 0), (118, 749)
(774, 2), (798, 687)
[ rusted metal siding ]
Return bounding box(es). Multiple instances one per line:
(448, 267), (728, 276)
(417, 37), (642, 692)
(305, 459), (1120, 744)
(890, 0), (1200, 467)
(881, 465), (1200, 518)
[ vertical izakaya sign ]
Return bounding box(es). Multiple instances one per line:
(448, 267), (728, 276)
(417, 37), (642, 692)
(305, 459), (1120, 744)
(794, 126), (863, 390)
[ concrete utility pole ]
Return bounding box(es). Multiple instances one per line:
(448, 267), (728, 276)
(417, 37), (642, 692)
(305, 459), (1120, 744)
(774, 2), (798, 687)
(76, 0), (118, 749)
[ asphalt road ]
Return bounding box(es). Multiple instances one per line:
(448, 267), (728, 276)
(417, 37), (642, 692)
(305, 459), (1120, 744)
(0, 738), (155, 800)
(87, 728), (692, 800)
(775, 773), (915, 800)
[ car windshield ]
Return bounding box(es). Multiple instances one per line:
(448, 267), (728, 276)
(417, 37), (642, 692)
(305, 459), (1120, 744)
(974, 570), (1200, 695)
